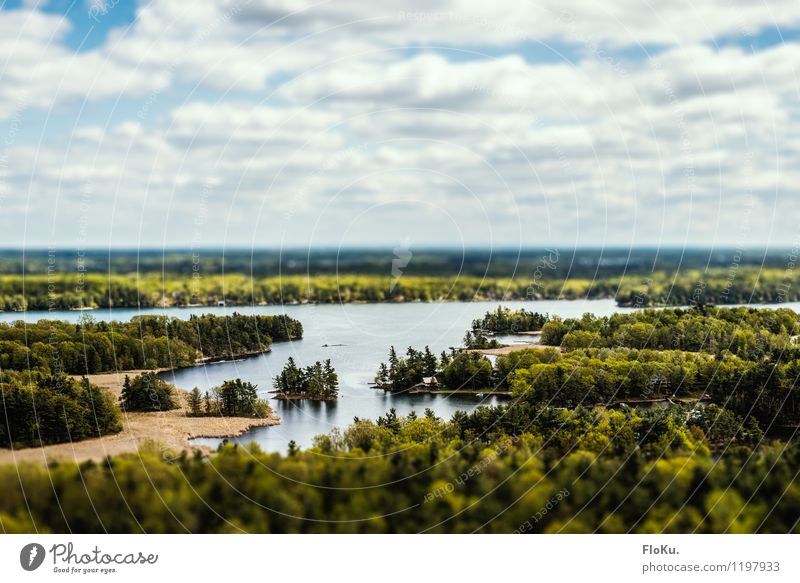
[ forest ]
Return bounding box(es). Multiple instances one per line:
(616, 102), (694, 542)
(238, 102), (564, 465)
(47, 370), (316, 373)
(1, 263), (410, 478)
(538, 306), (800, 357)
(471, 306), (549, 334)
(0, 312), (303, 374)
(197, 379), (271, 417)
(0, 371), (120, 447)
(0, 312), (301, 447)
(376, 307), (800, 429)
(0, 401), (796, 533)
(2, 305), (800, 532)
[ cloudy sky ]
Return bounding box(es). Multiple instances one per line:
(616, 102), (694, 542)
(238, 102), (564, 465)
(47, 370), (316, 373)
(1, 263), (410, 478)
(1, 0), (799, 249)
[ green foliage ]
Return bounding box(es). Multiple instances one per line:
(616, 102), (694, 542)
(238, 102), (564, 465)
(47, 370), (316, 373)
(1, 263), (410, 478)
(0, 404), (796, 533)
(439, 352), (493, 390)
(0, 372), (120, 447)
(273, 358), (339, 400)
(540, 307), (799, 357)
(188, 388), (203, 416)
(120, 372), (179, 412)
(0, 312), (302, 374)
(463, 329), (499, 349)
(472, 306), (549, 334)
(4, 263), (800, 309)
(212, 378), (269, 416)
(375, 346), (438, 391)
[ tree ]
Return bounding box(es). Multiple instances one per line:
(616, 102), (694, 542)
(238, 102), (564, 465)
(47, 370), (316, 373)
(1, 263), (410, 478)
(375, 363), (389, 386)
(439, 352), (493, 390)
(422, 346), (438, 376)
(120, 372), (179, 412)
(188, 387), (203, 416)
(215, 378), (260, 416)
(323, 359), (339, 399)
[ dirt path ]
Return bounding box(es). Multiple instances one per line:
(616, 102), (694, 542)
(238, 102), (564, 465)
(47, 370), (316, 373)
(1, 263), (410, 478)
(0, 370), (279, 466)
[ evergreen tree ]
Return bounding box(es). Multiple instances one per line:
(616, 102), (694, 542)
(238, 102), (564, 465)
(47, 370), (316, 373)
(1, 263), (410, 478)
(376, 362), (389, 385)
(120, 372), (178, 412)
(188, 387), (203, 416)
(323, 359), (339, 399)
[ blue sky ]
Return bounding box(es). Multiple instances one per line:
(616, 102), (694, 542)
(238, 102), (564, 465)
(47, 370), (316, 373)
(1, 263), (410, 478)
(1, 0), (800, 250)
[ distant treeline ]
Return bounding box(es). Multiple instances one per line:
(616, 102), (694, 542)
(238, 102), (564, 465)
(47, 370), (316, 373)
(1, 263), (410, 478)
(1, 266), (800, 310)
(0, 312), (302, 374)
(1, 248), (791, 278)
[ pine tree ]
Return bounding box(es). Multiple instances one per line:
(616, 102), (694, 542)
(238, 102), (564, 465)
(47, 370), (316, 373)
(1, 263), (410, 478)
(188, 387), (203, 416)
(376, 362), (389, 386)
(323, 359), (339, 399)
(423, 346), (438, 376)
(120, 375), (133, 409)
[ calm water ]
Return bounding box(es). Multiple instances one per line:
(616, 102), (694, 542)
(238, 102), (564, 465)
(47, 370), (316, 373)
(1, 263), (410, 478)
(4, 299), (798, 452)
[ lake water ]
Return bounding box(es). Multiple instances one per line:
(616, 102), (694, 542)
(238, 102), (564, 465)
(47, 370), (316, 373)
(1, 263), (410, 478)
(4, 299), (798, 452)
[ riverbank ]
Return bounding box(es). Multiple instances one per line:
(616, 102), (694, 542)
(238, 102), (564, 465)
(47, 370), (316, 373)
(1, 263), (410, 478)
(0, 370), (280, 466)
(470, 343), (557, 356)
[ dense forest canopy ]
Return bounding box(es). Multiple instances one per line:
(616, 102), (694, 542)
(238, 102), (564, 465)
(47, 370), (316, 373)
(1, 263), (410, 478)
(120, 372), (179, 412)
(377, 307), (800, 428)
(0, 312), (302, 374)
(539, 306), (800, 356)
(1, 402), (797, 533)
(0, 371), (120, 448)
(471, 306), (549, 334)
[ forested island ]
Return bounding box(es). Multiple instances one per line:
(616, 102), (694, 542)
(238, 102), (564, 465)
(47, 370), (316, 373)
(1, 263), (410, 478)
(272, 358), (339, 400)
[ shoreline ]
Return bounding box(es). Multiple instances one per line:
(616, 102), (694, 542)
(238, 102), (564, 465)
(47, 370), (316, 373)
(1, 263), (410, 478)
(0, 369), (280, 466)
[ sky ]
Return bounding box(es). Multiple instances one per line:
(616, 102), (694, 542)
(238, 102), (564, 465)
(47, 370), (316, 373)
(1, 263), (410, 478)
(0, 0), (799, 250)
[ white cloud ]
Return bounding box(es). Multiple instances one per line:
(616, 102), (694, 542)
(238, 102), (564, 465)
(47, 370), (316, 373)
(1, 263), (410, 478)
(1, 0), (800, 247)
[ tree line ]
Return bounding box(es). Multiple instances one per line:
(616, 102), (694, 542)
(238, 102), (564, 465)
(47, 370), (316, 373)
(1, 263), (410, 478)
(5, 266), (800, 310)
(0, 312), (303, 374)
(0, 371), (120, 447)
(375, 346), (493, 392)
(471, 306), (549, 334)
(540, 306), (800, 358)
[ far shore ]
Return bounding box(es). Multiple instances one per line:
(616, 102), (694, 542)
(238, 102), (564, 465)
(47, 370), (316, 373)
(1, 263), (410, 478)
(0, 369), (279, 466)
